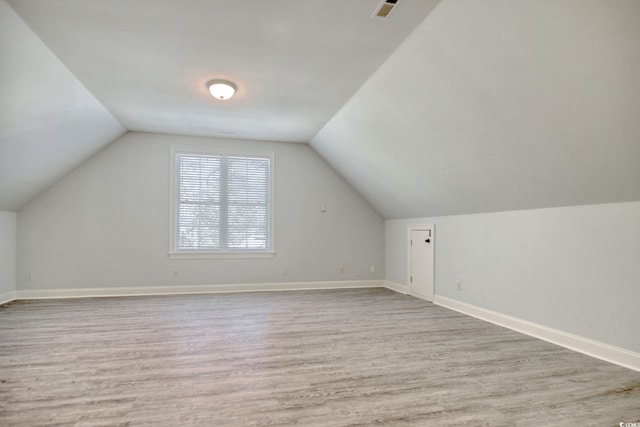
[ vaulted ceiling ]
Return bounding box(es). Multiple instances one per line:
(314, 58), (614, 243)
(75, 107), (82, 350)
(2, 0), (639, 218)
(312, 0), (640, 218)
(0, 0), (125, 210)
(1, 0), (439, 211)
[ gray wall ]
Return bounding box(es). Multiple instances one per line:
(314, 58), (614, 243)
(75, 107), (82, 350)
(312, 0), (640, 219)
(17, 132), (384, 290)
(0, 211), (16, 296)
(0, 0), (125, 211)
(386, 201), (640, 353)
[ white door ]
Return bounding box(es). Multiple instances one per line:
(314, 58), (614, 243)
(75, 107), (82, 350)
(410, 227), (434, 301)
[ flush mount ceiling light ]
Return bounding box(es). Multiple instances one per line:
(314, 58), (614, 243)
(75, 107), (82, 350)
(207, 79), (236, 100)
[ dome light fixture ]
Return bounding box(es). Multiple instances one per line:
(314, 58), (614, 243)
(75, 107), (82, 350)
(207, 79), (236, 100)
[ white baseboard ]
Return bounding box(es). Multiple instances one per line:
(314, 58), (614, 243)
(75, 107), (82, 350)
(384, 281), (435, 302)
(0, 290), (17, 305)
(434, 295), (640, 373)
(383, 280), (409, 294)
(16, 280), (385, 300)
(15, 282), (637, 372)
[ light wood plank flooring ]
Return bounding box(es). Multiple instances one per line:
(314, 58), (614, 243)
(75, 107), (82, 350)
(1, 288), (639, 426)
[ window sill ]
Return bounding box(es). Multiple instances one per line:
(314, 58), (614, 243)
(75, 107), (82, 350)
(168, 251), (276, 260)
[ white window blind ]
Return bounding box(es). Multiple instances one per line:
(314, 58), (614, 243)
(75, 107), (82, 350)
(175, 152), (271, 252)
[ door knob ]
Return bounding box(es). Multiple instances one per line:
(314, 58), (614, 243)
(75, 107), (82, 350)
(425, 239), (430, 243)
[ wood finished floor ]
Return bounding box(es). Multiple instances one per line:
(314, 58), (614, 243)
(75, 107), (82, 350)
(0, 288), (639, 426)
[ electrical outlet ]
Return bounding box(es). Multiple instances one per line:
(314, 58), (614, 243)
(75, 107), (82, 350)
(338, 266), (344, 274)
(282, 267), (288, 275)
(456, 281), (462, 291)
(173, 270), (179, 278)
(25, 272), (31, 281)
(370, 265), (375, 273)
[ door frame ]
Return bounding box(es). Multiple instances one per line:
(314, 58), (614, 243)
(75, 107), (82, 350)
(407, 224), (435, 301)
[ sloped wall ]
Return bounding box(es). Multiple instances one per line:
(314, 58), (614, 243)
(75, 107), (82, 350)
(0, 0), (125, 211)
(312, 0), (640, 219)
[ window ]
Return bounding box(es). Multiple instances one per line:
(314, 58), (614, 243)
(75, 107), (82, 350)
(170, 149), (274, 258)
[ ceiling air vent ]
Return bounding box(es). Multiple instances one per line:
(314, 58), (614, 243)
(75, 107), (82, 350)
(373, 0), (398, 19)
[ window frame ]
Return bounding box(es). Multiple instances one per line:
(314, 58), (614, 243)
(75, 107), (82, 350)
(169, 146), (275, 259)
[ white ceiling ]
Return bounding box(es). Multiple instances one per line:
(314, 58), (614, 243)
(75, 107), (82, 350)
(3, 0), (640, 218)
(0, 0), (125, 211)
(312, 0), (640, 218)
(7, 0), (439, 143)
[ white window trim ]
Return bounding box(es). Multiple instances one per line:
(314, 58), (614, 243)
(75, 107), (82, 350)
(168, 146), (275, 259)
